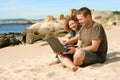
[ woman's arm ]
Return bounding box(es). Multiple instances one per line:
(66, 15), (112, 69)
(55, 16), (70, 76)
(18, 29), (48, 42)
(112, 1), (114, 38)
(61, 33), (71, 44)
(64, 34), (79, 45)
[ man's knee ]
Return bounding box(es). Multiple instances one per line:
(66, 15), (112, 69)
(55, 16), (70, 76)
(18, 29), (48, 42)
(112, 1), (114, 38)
(73, 49), (85, 66)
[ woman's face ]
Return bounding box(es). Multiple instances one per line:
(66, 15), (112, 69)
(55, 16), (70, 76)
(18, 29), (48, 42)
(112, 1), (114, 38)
(68, 20), (78, 31)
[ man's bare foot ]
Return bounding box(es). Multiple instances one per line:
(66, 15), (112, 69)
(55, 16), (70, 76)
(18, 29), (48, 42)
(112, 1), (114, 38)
(62, 65), (67, 68)
(71, 66), (79, 72)
(61, 64), (67, 68)
(59, 63), (67, 68)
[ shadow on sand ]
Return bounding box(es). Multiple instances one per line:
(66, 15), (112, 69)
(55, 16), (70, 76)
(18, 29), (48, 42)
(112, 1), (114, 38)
(105, 51), (120, 64)
(89, 51), (120, 67)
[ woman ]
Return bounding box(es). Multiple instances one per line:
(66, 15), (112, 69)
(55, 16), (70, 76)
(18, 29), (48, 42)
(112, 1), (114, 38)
(49, 15), (81, 65)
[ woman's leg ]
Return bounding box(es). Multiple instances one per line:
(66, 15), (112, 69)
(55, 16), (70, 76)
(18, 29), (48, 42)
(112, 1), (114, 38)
(49, 55), (60, 65)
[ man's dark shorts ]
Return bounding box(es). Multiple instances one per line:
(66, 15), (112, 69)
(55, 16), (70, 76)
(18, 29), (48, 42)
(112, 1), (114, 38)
(66, 50), (105, 67)
(82, 50), (105, 67)
(82, 50), (97, 66)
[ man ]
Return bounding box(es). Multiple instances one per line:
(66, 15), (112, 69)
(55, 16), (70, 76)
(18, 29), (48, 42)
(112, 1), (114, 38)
(58, 7), (108, 72)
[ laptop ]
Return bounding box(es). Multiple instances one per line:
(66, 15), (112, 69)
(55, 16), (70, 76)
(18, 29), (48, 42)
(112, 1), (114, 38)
(46, 37), (70, 52)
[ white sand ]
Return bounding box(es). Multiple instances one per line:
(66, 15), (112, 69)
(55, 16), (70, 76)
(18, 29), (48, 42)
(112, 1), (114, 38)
(0, 26), (120, 80)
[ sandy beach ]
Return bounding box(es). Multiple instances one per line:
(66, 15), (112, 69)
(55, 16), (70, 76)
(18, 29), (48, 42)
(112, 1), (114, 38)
(0, 25), (120, 80)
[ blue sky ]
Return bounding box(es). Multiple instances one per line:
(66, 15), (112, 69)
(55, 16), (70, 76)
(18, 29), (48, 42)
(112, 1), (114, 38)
(0, 0), (120, 19)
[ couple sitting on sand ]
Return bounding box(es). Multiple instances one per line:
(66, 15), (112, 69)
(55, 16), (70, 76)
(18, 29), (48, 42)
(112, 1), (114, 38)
(49, 7), (108, 72)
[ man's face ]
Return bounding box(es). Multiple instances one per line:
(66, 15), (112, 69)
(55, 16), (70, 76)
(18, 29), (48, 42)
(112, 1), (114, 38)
(77, 14), (87, 27)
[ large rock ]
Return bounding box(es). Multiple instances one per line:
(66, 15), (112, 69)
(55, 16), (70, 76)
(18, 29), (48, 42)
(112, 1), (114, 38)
(70, 9), (77, 16)
(91, 10), (113, 25)
(45, 16), (54, 22)
(0, 35), (9, 48)
(26, 32), (41, 44)
(15, 33), (26, 44)
(8, 34), (20, 46)
(92, 10), (112, 19)
(27, 22), (42, 30)
(38, 21), (66, 40)
(26, 20), (66, 41)
(57, 14), (65, 20)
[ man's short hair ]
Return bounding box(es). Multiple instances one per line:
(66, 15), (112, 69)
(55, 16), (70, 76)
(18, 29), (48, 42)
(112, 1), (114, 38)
(76, 7), (91, 17)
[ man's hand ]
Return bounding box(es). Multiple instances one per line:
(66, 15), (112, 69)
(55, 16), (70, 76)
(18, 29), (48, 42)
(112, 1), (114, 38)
(63, 47), (76, 54)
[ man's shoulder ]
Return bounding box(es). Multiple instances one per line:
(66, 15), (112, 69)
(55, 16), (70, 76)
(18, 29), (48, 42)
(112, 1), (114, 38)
(92, 21), (104, 30)
(93, 21), (102, 27)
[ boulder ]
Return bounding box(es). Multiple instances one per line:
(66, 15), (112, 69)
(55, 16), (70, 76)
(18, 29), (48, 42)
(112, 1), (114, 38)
(57, 14), (64, 20)
(38, 21), (65, 40)
(0, 35), (9, 48)
(27, 22), (42, 30)
(26, 32), (41, 44)
(8, 34), (20, 46)
(70, 9), (77, 16)
(45, 16), (54, 22)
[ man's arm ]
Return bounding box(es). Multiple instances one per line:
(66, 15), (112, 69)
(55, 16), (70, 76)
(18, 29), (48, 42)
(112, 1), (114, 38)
(82, 39), (101, 52)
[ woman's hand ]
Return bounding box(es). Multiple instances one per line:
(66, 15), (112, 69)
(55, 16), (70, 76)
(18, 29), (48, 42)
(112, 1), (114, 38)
(61, 41), (67, 46)
(61, 37), (69, 45)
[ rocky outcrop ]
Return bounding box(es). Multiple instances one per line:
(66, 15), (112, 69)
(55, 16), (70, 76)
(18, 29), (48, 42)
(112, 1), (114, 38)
(0, 32), (28, 48)
(26, 32), (41, 44)
(24, 20), (66, 42)
(106, 15), (120, 26)
(92, 10), (112, 19)
(15, 33), (26, 44)
(92, 10), (112, 25)
(45, 16), (54, 22)
(70, 9), (77, 16)
(0, 35), (9, 48)
(57, 14), (65, 20)
(8, 34), (20, 46)
(38, 21), (66, 40)
(27, 22), (43, 30)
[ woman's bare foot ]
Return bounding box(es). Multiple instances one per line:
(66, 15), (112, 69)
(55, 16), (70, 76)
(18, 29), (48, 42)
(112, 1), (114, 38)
(48, 61), (59, 66)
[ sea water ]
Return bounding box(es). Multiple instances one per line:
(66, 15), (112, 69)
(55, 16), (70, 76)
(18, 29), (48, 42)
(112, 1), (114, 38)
(0, 24), (32, 34)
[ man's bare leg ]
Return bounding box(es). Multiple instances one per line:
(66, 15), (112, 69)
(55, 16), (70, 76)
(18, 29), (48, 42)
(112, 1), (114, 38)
(58, 54), (78, 72)
(73, 49), (85, 66)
